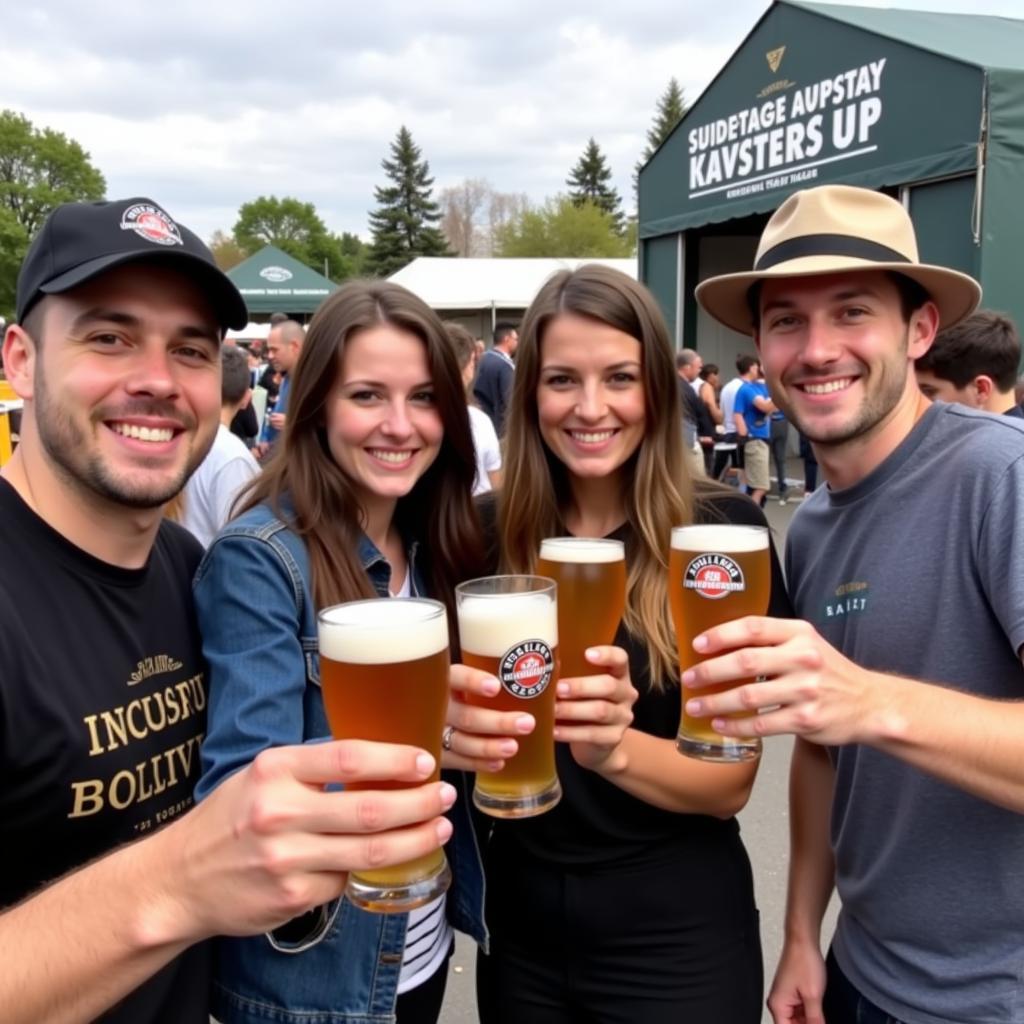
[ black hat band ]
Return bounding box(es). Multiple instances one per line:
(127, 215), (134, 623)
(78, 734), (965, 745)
(756, 234), (912, 272)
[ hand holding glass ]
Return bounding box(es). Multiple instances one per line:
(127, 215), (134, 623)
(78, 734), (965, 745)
(457, 576), (561, 818)
(318, 598), (452, 912)
(670, 524), (769, 762)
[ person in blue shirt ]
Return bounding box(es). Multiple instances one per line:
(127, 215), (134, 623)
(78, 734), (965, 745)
(733, 360), (775, 506)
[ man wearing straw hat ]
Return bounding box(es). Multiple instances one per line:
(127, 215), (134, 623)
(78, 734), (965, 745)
(686, 185), (1024, 1024)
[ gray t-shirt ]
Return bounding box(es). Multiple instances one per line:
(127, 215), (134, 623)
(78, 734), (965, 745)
(786, 403), (1024, 1024)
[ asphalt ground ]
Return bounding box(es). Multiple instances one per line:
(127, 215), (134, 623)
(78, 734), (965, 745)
(439, 477), (840, 1023)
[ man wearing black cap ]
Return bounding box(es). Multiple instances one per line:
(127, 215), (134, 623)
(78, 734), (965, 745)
(0, 198), (458, 1023)
(685, 185), (1024, 1024)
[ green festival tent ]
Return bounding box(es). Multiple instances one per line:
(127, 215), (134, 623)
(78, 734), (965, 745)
(638, 0), (1024, 361)
(227, 245), (337, 316)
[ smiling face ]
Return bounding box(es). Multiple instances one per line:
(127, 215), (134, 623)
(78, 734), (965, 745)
(23, 263), (222, 509)
(756, 270), (937, 448)
(325, 323), (443, 509)
(536, 312), (645, 484)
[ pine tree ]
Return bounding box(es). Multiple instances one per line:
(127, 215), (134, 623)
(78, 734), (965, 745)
(366, 126), (451, 277)
(645, 78), (688, 161)
(634, 78), (689, 201)
(566, 138), (625, 236)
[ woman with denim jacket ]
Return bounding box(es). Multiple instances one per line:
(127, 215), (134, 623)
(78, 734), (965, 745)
(193, 281), (526, 1024)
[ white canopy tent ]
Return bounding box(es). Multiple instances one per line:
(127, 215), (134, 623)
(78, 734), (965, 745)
(388, 258), (637, 341)
(225, 321), (272, 342)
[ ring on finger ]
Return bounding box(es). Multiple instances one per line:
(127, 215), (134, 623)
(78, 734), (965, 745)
(441, 725), (456, 751)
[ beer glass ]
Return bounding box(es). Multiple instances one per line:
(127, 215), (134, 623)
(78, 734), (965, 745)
(536, 538), (626, 678)
(456, 576), (561, 818)
(670, 524), (769, 762)
(317, 598), (452, 912)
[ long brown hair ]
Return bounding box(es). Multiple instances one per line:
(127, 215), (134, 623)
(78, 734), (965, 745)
(238, 280), (484, 629)
(499, 264), (708, 687)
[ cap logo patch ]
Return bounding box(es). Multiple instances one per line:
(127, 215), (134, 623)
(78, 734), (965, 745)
(120, 203), (183, 247)
(260, 266), (293, 283)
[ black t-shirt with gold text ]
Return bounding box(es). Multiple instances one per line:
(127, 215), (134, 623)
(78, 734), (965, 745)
(0, 478), (210, 1023)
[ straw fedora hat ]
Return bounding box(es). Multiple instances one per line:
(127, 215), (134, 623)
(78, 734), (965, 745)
(695, 185), (981, 336)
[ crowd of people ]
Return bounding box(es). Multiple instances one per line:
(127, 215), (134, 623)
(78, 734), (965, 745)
(1, 182), (1022, 1024)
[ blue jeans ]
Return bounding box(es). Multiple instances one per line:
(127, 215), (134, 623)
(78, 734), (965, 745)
(769, 418), (789, 497)
(799, 433), (818, 492)
(823, 950), (907, 1024)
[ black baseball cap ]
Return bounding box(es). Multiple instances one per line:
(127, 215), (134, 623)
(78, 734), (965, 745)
(16, 197), (248, 332)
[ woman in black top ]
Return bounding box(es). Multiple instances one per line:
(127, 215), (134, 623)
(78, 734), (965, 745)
(473, 265), (791, 1024)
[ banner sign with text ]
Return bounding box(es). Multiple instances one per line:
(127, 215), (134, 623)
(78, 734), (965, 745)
(639, 3), (983, 237)
(688, 58), (886, 202)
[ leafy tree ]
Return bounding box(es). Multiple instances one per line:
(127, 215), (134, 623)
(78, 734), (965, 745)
(233, 195), (346, 278)
(486, 190), (530, 256)
(366, 126), (451, 277)
(634, 78), (689, 200)
(566, 138), (624, 236)
(219, 206), (366, 282)
(336, 231), (369, 280)
(0, 208), (28, 317)
(208, 230), (249, 271)
(495, 196), (633, 258)
(0, 109), (106, 317)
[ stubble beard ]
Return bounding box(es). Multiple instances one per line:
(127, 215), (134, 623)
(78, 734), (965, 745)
(778, 329), (910, 448)
(33, 369), (206, 511)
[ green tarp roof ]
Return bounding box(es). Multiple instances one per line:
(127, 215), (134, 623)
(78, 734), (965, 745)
(792, 2), (1024, 72)
(638, 0), (1024, 332)
(227, 245), (336, 315)
(638, 0), (1024, 239)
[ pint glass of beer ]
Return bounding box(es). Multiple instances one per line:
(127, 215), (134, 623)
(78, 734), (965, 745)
(317, 598), (452, 912)
(536, 538), (626, 678)
(670, 525), (769, 762)
(456, 576), (561, 818)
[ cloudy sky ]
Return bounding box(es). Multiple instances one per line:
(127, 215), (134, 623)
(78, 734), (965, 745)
(3, 0), (1022, 243)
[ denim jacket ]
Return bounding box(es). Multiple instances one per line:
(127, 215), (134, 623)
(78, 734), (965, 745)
(193, 500), (487, 1024)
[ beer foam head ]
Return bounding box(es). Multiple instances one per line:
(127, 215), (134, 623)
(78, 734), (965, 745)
(318, 599), (448, 664)
(539, 538), (625, 564)
(671, 524), (768, 552)
(457, 591), (558, 656)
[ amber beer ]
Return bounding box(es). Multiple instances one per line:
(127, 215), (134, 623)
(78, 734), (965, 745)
(457, 576), (561, 817)
(670, 525), (770, 762)
(537, 538), (626, 678)
(318, 598), (452, 912)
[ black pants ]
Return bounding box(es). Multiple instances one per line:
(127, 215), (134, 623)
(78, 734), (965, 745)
(702, 441), (716, 477)
(477, 838), (762, 1024)
(394, 942), (452, 1024)
(823, 949), (907, 1024)
(799, 432), (818, 492)
(713, 433), (744, 480)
